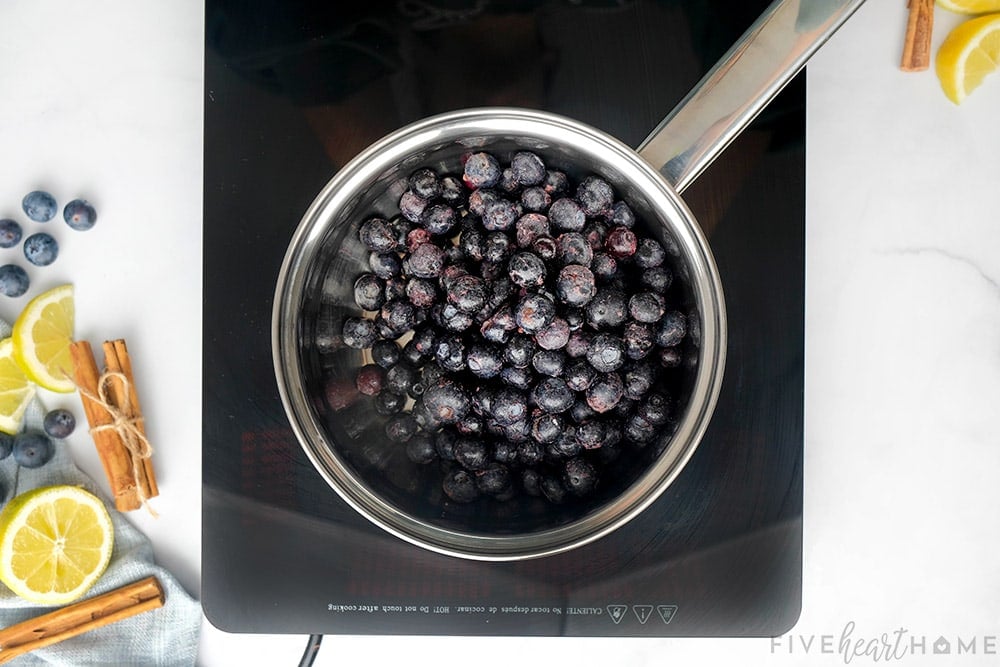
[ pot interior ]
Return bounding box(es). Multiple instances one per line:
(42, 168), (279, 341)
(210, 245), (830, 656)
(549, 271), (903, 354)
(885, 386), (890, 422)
(278, 110), (723, 558)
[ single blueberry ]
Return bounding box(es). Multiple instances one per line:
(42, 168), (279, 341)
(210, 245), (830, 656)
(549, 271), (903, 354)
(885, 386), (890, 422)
(43, 408), (76, 439)
(23, 233), (59, 267)
(0, 265), (29, 297)
(13, 432), (55, 468)
(0, 219), (22, 248)
(22, 191), (57, 222)
(443, 468), (480, 503)
(353, 273), (385, 311)
(358, 217), (396, 252)
(463, 152), (502, 189)
(63, 199), (97, 231)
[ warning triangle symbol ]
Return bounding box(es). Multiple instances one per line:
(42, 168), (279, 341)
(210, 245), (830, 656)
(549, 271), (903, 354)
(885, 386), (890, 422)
(657, 605), (678, 624)
(607, 605), (628, 624)
(633, 605), (653, 624)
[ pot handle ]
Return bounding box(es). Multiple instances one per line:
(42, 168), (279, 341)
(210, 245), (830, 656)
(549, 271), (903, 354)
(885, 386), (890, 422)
(637, 0), (866, 194)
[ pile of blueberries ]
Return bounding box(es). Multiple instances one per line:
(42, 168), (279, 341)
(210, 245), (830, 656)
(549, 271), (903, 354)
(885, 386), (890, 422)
(0, 190), (97, 298)
(337, 151), (688, 506)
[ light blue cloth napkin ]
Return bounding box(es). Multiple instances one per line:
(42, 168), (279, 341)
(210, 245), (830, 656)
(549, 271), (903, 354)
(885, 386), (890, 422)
(0, 322), (201, 666)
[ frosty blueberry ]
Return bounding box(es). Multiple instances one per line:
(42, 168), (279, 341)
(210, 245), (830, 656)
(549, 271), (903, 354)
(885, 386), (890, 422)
(63, 199), (97, 231)
(23, 233), (59, 266)
(0, 265), (29, 297)
(0, 219), (22, 248)
(22, 191), (57, 222)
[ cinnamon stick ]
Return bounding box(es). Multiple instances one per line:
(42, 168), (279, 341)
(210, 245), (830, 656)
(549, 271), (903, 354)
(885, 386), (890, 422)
(0, 576), (164, 664)
(70, 341), (142, 511)
(901, 0), (934, 71)
(102, 339), (159, 502)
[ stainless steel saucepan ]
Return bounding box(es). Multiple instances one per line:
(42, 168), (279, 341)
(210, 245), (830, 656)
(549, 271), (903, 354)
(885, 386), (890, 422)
(273, 0), (866, 560)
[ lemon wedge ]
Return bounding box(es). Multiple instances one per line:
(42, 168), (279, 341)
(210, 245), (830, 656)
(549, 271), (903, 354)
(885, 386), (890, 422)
(936, 13), (1000, 104)
(11, 284), (75, 393)
(937, 0), (1000, 14)
(0, 485), (114, 605)
(0, 338), (36, 434)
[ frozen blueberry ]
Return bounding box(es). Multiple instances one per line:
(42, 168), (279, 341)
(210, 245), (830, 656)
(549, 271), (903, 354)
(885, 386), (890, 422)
(423, 378), (471, 424)
(587, 372), (624, 413)
(564, 358), (596, 392)
(508, 251), (546, 288)
(408, 168), (441, 200)
(610, 201), (636, 228)
(623, 320), (656, 360)
(563, 457), (598, 496)
(468, 188), (499, 216)
(514, 213), (549, 248)
(543, 170), (570, 196)
(583, 221), (609, 250)
(514, 292), (556, 333)
(656, 311), (687, 347)
(539, 476), (567, 504)
(371, 339), (401, 368)
(625, 413), (658, 444)
(385, 363), (419, 395)
(341, 317), (376, 348)
(406, 432), (437, 464)
(641, 266), (673, 293)
(353, 274), (385, 311)
(576, 176), (614, 217)
(504, 334), (534, 368)
(420, 204), (458, 236)
(605, 226), (637, 259)
(354, 364), (385, 396)
(0, 265), (29, 298)
(463, 152), (502, 189)
(454, 438), (490, 471)
(13, 432), (55, 468)
(459, 226), (485, 261)
(440, 175), (464, 203)
(383, 278), (407, 303)
(62, 199), (98, 231)
(591, 252), (618, 280)
(520, 187), (551, 213)
(446, 275), (486, 314)
(359, 217), (396, 252)
(482, 231), (512, 263)
(387, 216), (413, 252)
(476, 462), (512, 495)
(634, 237), (666, 268)
(369, 251), (401, 279)
(380, 300), (417, 336)
(565, 330), (592, 358)
(532, 377), (574, 414)
(531, 413), (563, 444)
(443, 468), (479, 503)
(374, 390), (404, 415)
(548, 198), (585, 231)
(638, 392), (670, 425)
(493, 388), (528, 426)
(531, 235), (558, 261)
(405, 278), (438, 308)
(467, 343), (504, 379)
(629, 292), (665, 323)
(0, 219), (22, 248)
(623, 361), (656, 400)
(557, 232), (593, 266)
(532, 349), (566, 377)
(500, 365), (534, 391)
(585, 288), (628, 330)
(660, 347), (683, 368)
(22, 191), (57, 222)
(510, 151), (546, 186)
(555, 264), (596, 307)
(406, 242), (446, 278)
(385, 413), (419, 443)
(535, 317), (570, 351)
(482, 198), (521, 231)
(399, 190), (429, 223)
(434, 333), (467, 372)
(587, 333), (626, 372)
(23, 233), (59, 266)
(575, 420), (606, 449)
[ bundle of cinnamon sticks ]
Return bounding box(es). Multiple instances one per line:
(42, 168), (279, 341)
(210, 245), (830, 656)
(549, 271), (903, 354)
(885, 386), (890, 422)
(70, 339), (158, 513)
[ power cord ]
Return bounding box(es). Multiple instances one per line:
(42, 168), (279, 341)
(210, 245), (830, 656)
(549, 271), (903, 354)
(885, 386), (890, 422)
(297, 634), (323, 667)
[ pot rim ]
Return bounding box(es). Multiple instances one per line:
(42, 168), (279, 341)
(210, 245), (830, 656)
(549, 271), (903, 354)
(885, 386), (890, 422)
(272, 107), (726, 561)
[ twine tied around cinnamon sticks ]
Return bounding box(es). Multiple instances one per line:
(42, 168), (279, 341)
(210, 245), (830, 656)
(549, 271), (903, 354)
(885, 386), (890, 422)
(69, 340), (159, 514)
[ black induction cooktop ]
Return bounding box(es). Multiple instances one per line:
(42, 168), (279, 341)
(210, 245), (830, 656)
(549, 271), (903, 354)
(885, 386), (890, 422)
(202, 0), (804, 637)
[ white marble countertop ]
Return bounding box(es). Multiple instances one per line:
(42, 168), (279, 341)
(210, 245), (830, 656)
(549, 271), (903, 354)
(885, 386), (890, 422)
(2, 1), (998, 665)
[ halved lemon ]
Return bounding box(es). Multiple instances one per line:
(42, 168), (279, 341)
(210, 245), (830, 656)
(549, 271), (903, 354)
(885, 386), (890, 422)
(0, 338), (36, 434)
(937, 0), (1000, 14)
(936, 13), (1000, 104)
(11, 284), (75, 393)
(0, 485), (114, 605)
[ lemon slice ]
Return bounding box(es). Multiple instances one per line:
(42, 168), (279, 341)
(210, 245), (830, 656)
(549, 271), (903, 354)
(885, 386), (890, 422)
(937, 0), (1000, 14)
(0, 485), (114, 605)
(0, 338), (36, 434)
(12, 284), (75, 393)
(936, 13), (1000, 104)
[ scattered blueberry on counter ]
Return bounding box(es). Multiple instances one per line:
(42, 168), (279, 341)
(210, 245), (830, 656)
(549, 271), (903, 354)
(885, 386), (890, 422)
(332, 151), (689, 506)
(63, 199), (97, 231)
(43, 408), (76, 439)
(12, 432), (55, 469)
(23, 232), (59, 267)
(0, 264), (30, 297)
(0, 220), (22, 248)
(21, 191), (57, 222)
